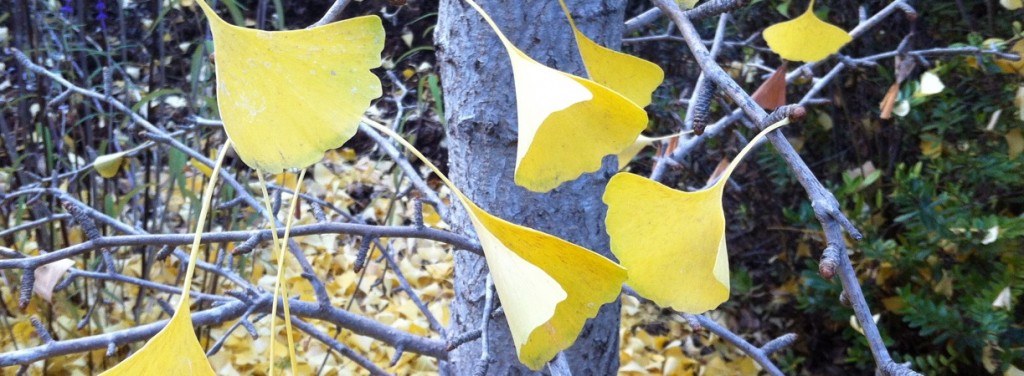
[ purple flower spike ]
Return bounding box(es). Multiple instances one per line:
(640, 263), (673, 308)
(60, 0), (73, 17)
(96, 0), (108, 31)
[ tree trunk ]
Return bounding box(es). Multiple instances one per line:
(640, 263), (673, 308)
(436, 0), (626, 374)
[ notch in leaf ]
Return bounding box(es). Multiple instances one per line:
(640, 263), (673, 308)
(762, 0), (851, 63)
(604, 120), (789, 313)
(464, 0), (659, 192)
(195, 0), (384, 173)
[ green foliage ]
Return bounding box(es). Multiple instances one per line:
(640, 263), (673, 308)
(789, 50), (1024, 373)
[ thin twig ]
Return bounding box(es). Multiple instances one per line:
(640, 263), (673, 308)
(649, 1), (919, 374)
(310, 0), (354, 28)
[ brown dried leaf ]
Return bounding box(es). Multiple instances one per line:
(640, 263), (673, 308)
(33, 258), (75, 302)
(751, 63), (788, 110)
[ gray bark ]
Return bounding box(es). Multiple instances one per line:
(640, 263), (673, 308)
(436, 0), (626, 374)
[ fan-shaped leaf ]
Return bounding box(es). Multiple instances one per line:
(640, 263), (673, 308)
(604, 120), (789, 313)
(558, 0), (663, 107)
(100, 310), (215, 376)
(195, 0), (384, 172)
(100, 143), (232, 376)
(763, 1), (851, 63)
(464, 0), (649, 192)
(362, 118), (626, 370)
(461, 197), (626, 369)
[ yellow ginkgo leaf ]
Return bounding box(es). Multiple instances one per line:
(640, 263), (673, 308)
(762, 0), (852, 63)
(94, 151), (129, 178)
(101, 143), (232, 376)
(557, 0), (664, 107)
(461, 197), (627, 369)
(604, 120), (789, 313)
(195, 0), (384, 172)
(465, 0), (648, 192)
(1002, 0), (1023, 10)
(996, 40), (1024, 75)
(362, 118), (626, 370)
(100, 310), (214, 376)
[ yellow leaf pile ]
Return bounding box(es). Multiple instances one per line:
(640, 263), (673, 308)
(619, 296), (762, 376)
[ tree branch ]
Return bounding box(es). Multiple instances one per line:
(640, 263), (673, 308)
(648, 1), (922, 374)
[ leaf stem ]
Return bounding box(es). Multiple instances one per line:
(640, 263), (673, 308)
(181, 141), (233, 303)
(279, 169), (306, 373)
(362, 117), (467, 202)
(258, 169), (307, 375)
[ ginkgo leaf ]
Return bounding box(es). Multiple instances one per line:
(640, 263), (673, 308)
(101, 143), (232, 376)
(195, 0), (384, 172)
(94, 151), (129, 178)
(996, 39), (1024, 75)
(1002, 0), (1023, 10)
(461, 198), (626, 369)
(557, 0), (664, 107)
(100, 310), (215, 376)
(464, 0), (648, 192)
(362, 118), (626, 370)
(604, 120), (789, 313)
(762, 0), (851, 63)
